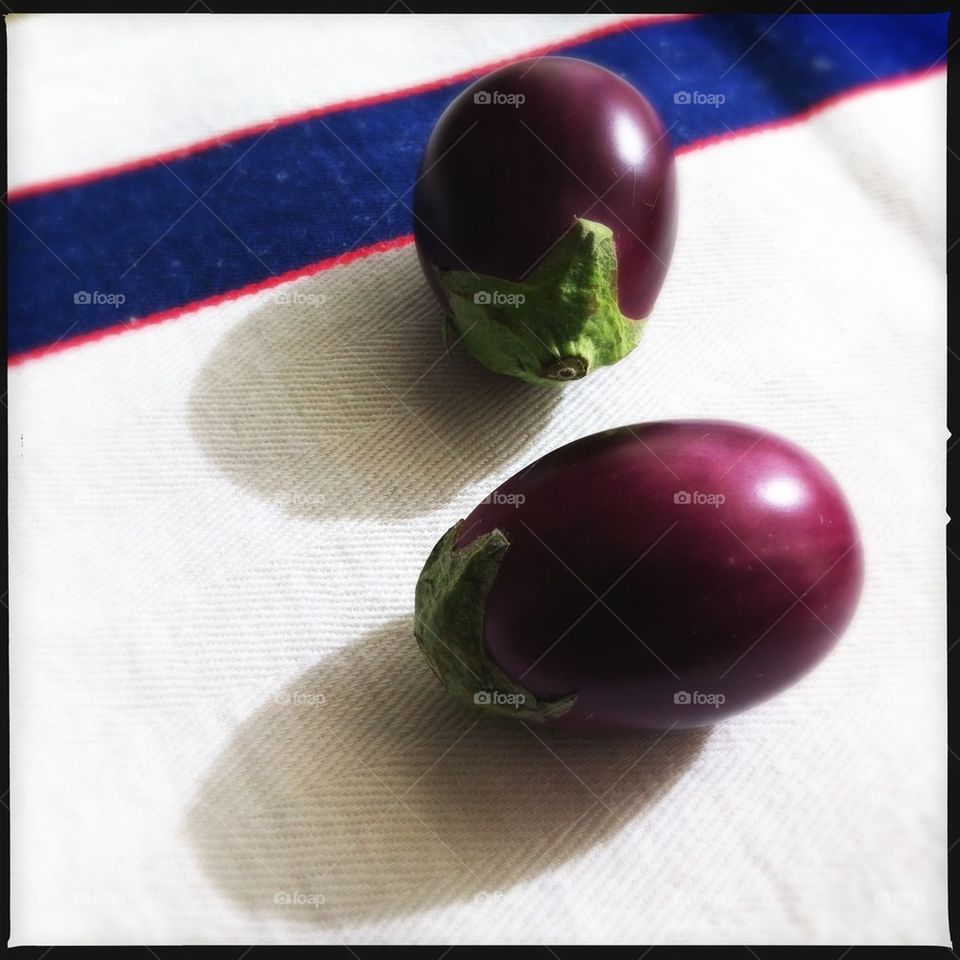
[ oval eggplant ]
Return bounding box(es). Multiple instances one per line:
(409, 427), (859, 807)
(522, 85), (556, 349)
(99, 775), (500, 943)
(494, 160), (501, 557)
(414, 421), (863, 732)
(413, 56), (677, 385)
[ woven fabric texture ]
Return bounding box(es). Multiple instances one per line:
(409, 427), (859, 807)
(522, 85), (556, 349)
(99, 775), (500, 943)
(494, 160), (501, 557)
(7, 13), (948, 945)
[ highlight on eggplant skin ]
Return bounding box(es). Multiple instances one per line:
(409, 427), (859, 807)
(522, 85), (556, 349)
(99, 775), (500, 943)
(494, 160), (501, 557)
(414, 421), (864, 733)
(412, 56), (677, 386)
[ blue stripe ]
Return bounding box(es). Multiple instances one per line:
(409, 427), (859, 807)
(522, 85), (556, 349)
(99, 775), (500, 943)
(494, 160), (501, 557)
(8, 13), (947, 357)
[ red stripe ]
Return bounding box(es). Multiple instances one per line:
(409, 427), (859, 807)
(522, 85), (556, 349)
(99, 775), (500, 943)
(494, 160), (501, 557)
(8, 65), (944, 369)
(6, 14), (696, 203)
(8, 234), (415, 366)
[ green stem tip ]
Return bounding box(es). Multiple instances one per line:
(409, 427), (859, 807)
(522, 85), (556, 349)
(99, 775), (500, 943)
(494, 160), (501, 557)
(413, 521), (577, 721)
(438, 217), (644, 386)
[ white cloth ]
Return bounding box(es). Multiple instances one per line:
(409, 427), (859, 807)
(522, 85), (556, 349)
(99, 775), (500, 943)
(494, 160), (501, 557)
(8, 14), (948, 945)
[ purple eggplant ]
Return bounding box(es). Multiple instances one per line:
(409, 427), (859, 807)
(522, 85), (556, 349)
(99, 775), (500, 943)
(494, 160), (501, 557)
(414, 421), (863, 732)
(413, 56), (677, 384)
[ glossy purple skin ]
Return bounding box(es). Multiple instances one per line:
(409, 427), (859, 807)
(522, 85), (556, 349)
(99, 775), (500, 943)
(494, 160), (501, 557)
(413, 57), (677, 320)
(455, 421), (863, 731)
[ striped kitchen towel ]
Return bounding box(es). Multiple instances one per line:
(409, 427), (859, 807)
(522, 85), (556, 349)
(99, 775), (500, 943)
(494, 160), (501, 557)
(7, 12), (949, 945)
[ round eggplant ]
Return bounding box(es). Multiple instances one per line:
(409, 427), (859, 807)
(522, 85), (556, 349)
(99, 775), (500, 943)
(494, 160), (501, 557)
(413, 56), (677, 385)
(414, 421), (863, 732)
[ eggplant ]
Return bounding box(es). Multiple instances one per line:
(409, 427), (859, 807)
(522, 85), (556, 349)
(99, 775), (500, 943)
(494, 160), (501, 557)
(413, 56), (677, 384)
(414, 421), (863, 732)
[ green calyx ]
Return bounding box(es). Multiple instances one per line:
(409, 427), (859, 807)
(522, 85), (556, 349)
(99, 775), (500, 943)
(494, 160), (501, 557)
(413, 521), (576, 722)
(438, 217), (644, 385)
